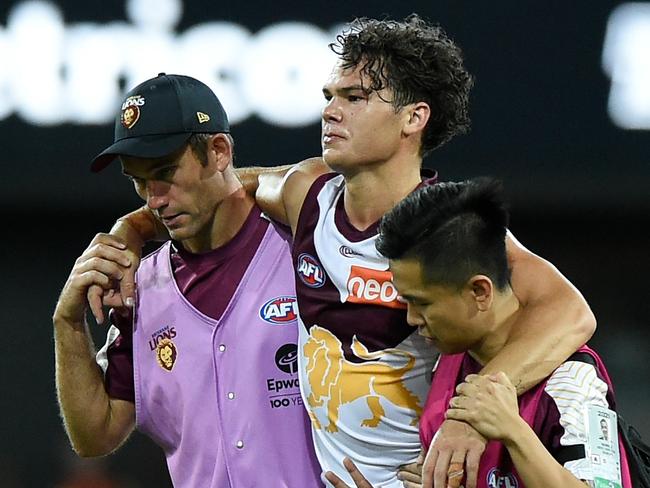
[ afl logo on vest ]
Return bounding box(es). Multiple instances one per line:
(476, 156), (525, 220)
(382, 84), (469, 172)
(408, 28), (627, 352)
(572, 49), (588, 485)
(487, 468), (518, 488)
(296, 253), (326, 288)
(259, 296), (298, 324)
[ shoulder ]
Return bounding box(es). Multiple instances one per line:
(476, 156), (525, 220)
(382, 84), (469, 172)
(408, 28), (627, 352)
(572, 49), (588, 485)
(283, 158), (336, 233)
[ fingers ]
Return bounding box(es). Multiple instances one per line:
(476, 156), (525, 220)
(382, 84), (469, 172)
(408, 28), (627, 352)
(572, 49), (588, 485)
(462, 374), (480, 384)
(398, 460), (422, 485)
(325, 458), (373, 488)
(427, 420), (488, 488)
(77, 256), (123, 323)
(455, 381), (479, 398)
(88, 284), (105, 324)
(343, 457), (374, 488)
(399, 471), (423, 485)
(324, 471), (351, 488)
(119, 263), (137, 308)
(444, 408), (469, 423)
(422, 439), (439, 488)
(398, 460), (422, 476)
(84, 233), (128, 258)
(84, 233), (139, 310)
(464, 449), (481, 488)
(448, 395), (472, 410)
(416, 451), (425, 465)
(73, 236), (133, 321)
(403, 481), (422, 488)
(447, 460), (465, 488)
(433, 448), (452, 488)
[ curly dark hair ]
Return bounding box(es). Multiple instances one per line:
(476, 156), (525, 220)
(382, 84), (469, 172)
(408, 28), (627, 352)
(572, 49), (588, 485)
(330, 15), (474, 156)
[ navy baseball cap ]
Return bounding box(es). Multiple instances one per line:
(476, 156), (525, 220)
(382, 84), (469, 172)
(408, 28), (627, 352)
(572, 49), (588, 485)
(91, 73), (230, 172)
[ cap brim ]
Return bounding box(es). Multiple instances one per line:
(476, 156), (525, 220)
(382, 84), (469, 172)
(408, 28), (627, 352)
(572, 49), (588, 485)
(90, 133), (193, 172)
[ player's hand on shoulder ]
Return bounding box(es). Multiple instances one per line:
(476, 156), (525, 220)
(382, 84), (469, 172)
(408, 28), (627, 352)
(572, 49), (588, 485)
(53, 233), (134, 326)
(422, 417), (486, 488)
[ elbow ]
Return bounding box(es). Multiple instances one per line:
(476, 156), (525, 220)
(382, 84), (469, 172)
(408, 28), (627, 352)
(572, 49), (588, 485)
(567, 295), (596, 345)
(576, 306), (597, 344)
(70, 439), (114, 458)
(65, 426), (122, 458)
(73, 446), (109, 459)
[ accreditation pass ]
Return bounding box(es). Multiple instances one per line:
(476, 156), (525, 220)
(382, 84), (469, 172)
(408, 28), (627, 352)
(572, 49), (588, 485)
(584, 404), (622, 488)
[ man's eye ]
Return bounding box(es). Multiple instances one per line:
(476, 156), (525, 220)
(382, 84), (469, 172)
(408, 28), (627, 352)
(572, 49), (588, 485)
(348, 95), (362, 102)
(157, 167), (176, 180)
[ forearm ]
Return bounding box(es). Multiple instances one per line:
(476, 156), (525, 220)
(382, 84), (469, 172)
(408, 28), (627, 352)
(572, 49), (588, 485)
(489, 235), (596, 393)
(504, 419), (588, 488)
(480, 295), (593, 393)
(236, 164), (294, 197)
(112, 206), (168, 243)
(238, 158), (329, 226)
(53, 317), (133, 456)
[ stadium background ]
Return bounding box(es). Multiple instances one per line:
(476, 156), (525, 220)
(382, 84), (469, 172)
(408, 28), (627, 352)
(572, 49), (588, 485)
(1, 0), (648, 486)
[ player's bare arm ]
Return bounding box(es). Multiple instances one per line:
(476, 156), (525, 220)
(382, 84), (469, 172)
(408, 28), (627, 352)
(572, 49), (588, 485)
(242, 156), (330, 233)
(481, 230), (596, 391)
(53, 233), (136, 456)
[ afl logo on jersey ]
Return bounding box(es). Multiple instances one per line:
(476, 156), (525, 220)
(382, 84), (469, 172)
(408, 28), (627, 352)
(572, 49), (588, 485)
(296, 253), (326, 288)
(260, 296), (298, 324)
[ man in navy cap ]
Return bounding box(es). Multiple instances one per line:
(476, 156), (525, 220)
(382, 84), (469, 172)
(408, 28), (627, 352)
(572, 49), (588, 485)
(53, 73), (322, 487)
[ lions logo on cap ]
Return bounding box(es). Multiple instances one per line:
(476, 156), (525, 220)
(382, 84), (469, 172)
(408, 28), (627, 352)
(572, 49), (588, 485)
(156, 338), (178, 372)
(121, 95), (146, 129)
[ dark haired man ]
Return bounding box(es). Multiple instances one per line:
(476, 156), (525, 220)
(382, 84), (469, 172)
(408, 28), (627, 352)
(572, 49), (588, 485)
(370, 179), (633, 488)
(53, 74), (321, 487)
(107, 16), (595, 488)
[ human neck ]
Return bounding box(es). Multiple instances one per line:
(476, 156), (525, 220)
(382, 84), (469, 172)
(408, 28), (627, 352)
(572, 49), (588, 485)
(467, 289), (521, 366)
(342, 154), (423, 231)
(182, 183), (254, 254)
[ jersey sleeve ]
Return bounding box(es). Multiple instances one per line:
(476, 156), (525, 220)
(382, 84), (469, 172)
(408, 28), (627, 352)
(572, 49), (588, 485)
(541, 360), (610, 480)
(95, 308), (135, 403)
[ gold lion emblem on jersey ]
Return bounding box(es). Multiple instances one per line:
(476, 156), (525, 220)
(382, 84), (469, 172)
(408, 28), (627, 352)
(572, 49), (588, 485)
(156, 338), (178, 372)
(303, 325), (422, 432)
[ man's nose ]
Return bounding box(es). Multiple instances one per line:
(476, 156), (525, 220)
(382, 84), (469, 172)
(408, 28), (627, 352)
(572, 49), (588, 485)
(405, 305), (424, 327)
(145, 180), (168, 210)
(322, 98), (342, 123)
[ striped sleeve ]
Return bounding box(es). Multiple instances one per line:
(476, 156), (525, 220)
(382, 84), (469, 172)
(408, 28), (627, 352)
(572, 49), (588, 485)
(543, 360), (609, 480)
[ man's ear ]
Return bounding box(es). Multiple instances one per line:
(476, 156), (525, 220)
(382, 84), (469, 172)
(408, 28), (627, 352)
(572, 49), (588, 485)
(207, 133), (233, 172)
(467, 275), (494, 312)
(402, 102), (431, 137)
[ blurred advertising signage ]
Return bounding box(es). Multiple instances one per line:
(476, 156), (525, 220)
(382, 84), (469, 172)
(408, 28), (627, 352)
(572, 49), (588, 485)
(603, 3), (650, 129)
(0, 0), (338, 126)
